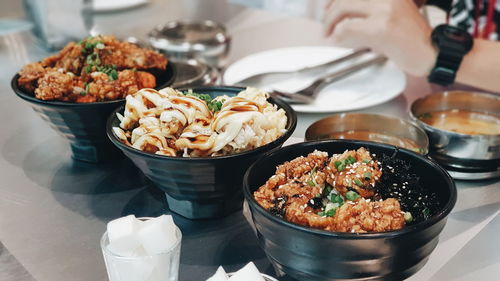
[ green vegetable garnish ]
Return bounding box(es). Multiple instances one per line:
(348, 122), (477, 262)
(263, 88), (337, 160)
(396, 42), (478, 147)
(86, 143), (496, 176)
(325, 208), (336, 217)
(330, 194), (344, 205)
(81, 37), (119, 81)
(363, 172), (372, 180)
(108, 69), (118, 80)
(354, 179), (363, 186)
(404, 212), (413, 223)
(322, 185), (333, 198)
(346, 156), (357, 165)
(81, 36), (105, 52)
(317, 211), (325, 216)
(207, 100), (225, 112)
(183, 91), (225, 112)
(306, 180), (315, 187)
(422, 208), (431, 219)
(79, 91), (87, 96)
(345, 190), (360, 201)
(337, 163), (345, 172)
(363, 159), (370, 164)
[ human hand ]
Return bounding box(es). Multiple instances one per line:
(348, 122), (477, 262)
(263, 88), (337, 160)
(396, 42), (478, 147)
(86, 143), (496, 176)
(324, 0), (436, 76)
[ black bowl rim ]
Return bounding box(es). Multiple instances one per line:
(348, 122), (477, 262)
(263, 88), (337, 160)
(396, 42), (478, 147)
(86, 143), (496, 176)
(11, 62), (176, 108)
(243, 139), (457, 239)
(106, 86), (297, 161)
(409, 90), (500, 139)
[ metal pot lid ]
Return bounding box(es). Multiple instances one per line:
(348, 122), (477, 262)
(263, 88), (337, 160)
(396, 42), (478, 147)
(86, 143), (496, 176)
(171, 60), (220, 88)
(149, 20), (229, 52)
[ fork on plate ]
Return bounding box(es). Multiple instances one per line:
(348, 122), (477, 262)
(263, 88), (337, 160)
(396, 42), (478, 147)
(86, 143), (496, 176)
(269, 55), (387, 104)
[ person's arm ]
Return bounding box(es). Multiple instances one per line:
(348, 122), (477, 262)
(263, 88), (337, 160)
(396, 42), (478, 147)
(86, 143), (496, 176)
(456, 40), (500, 91)
(324, 0), (500, 93)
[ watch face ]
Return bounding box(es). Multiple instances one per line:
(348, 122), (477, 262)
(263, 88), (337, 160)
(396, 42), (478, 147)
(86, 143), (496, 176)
(443, 26), (469, 42)
(432, 24), (473, 53)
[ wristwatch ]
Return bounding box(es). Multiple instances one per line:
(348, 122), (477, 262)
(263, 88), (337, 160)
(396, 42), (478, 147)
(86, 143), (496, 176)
(428, 24), (473, 86)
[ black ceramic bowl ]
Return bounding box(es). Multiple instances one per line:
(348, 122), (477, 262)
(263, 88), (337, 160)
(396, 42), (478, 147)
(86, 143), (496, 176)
(107, 86), (297, 219)
(11, 63), (175, 163)
(243, 140), (456, 281)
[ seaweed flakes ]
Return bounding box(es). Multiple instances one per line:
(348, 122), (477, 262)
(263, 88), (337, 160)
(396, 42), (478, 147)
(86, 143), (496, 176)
(375, 154), (440, 225)
(270, 195), (288, 218)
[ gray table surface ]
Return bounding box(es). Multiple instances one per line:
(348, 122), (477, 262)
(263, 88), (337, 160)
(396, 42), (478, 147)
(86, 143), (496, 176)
(0, 0), (499, 281)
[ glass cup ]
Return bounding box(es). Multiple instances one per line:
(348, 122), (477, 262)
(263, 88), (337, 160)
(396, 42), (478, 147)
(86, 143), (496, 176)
(100, 220), (182, 281)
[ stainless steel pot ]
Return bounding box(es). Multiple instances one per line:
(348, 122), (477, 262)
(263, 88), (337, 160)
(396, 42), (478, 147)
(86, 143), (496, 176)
(305, 113), (429, 154)
(149, 20), (230, 68)
(410, 91), (500, 180)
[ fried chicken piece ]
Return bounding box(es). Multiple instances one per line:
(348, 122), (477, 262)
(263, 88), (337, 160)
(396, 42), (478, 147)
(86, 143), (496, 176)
(34, 70), (78, 101)
(94, 36), (167, 70)
(254, 150), (329, 216)
(17, 63), (48, 92)
(41, 42), (84, 74)
(86, 70), (156, 101)
(326, 148), (382, 198)
(335, 198), (405, 233)
(136, 71), (157, 88)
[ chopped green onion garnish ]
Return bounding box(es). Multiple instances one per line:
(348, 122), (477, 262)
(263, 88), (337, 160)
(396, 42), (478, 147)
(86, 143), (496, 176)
(306, 180), (315, 187)
(84, 42), (94, 50)
(317, 211), (325, 216)
(422, 208), (431, 219)
(337, 163), (345, 172)
(322, 185), (333, 197)
(345, 190), (360, 201)
(363, 159), (370, 164)
(354, 179), (363, 186)
(363, 172), (372, 180)
(325, 208), (336, 217)
(346, 156), (357, 165)
(183, 91), (225, 112)
(109, 69), (118, 80)
(404, 212), (413, 223)
(330, 194), (344, 205)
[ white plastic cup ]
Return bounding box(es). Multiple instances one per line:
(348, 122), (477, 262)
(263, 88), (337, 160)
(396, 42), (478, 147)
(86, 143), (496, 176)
(101, 219), (182, 281)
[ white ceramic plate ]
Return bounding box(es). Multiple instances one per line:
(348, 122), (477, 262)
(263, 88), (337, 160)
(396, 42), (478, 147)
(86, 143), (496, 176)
(93, 0), (148, 12)
(224, 46), (406, 113)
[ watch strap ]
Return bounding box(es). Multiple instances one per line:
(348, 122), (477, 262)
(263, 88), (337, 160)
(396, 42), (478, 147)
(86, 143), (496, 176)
(428, 51), (464, 86)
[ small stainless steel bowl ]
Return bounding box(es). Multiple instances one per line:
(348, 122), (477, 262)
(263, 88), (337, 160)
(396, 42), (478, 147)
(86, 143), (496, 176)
(410, 91), (500, 180)
(149, 20), (230, 68)
(171, 59), (221, 88)
(305, 113), (429, 154)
